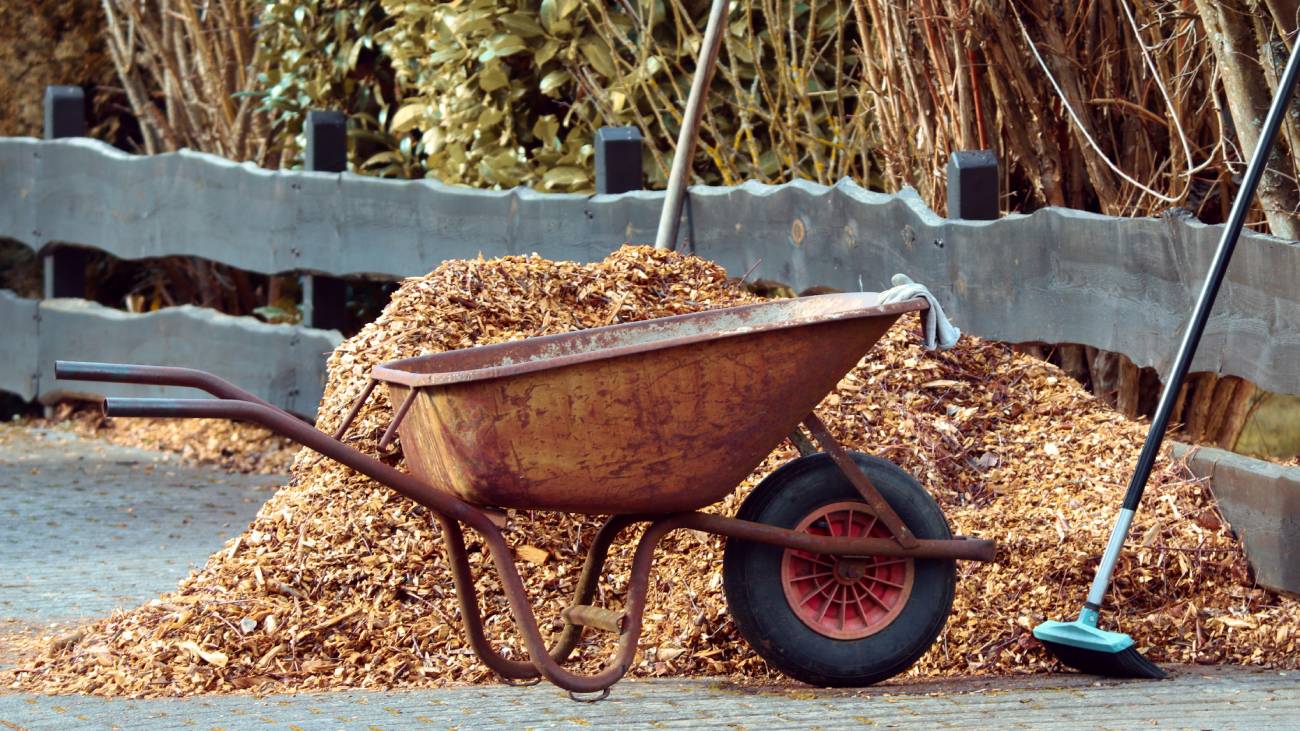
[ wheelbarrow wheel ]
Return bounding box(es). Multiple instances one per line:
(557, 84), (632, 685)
(723, 452), (955, 687)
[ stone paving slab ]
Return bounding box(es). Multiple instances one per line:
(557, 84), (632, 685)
(0, 667), (1296, 730)
(0, 425), (280, 626)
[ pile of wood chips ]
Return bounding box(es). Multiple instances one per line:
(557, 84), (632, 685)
(44, 403), (297, 475)
(8, 246), (1296, 697)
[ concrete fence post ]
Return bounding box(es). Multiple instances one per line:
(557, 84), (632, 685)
(594, 126), (643, 194)
(946, 150), (999, 221)
(42, 86), (89, 300)
(300, 111), (349, 331)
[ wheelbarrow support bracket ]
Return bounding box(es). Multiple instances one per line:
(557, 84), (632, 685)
(802, 414), (919, 548)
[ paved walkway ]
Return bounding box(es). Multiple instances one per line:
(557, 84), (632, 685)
(0, 425), (1296, 730)
(0, 425), (279, 626)
(1, 668), (1295, 730)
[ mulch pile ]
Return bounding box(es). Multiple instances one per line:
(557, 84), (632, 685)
(7, 246), (1296, 697)
(42, 402), (297, 475)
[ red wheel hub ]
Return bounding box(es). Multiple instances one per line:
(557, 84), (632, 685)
(780, 500), (914, 639)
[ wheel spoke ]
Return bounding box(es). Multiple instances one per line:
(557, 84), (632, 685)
(816, 587), (836, 623)
(862, 585), (891, 610)
(791, 570), (834, 581)
(799, 578), (835, 606)
(851, 586), (871, 624)
(837, 586), (847, 630)
(799, 553), (836, 568)
(869, 576), (906, 589)
(829, 512), (844, 537)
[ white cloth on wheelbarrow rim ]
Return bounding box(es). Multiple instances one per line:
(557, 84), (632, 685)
(878, 273), (961, 350)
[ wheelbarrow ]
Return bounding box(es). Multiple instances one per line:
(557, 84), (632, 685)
(56, 291), (995, 697)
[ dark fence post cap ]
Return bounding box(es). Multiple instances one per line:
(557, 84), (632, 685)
(947, 149), (999, 221)
(595, 126), (643, 143)
(305, 110), (349, 173)
(44, 86), (87, 140)
(594, 126), (644, 195)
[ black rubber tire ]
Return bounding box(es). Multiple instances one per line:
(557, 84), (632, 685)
(723, 452), (956, 687)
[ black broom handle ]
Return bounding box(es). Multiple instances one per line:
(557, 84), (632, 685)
(1122, 39), (1300, 512)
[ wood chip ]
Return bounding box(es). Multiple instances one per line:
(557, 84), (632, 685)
(178, 641), (228, 667)
(516, 545), (550, 566)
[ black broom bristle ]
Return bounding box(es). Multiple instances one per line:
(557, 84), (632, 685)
(1041, 641), (1167, 679)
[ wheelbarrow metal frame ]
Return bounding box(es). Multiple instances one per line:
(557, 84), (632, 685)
(55, 360), (995, 694)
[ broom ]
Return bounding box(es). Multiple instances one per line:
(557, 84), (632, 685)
(1032, 36), (1300, 678)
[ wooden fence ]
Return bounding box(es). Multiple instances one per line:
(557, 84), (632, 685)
(4, 134), (1300, 417)
(2, 88), (1300, 418)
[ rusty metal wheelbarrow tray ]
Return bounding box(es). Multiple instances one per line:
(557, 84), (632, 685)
(363, 292), (925, 515)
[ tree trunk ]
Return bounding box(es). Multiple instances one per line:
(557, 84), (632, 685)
(1194, 0), (1300, 239)
(1116, 356), (1140, 418)
(1181, 372), (1220, 443)
(1059, 344), (1090, 388)
(1211, 377), (1258, 449)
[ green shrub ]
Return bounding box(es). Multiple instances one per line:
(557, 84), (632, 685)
(255, 0), (411, 172)
(254, 0), (871, 190)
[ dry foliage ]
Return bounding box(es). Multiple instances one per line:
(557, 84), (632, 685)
(0, 1), (118, 138)
(858, 0), (1300, 231)
(6, 246), (1296, 697)
(101, 0), (275, 163)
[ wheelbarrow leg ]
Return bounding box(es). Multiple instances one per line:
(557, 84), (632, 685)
(462, 513), (688, 695)
(550, 515), (641, 662)
(435, 515), (540, 682)
(435, 514), (645, 682)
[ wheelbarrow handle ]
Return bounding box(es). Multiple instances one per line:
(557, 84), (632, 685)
(101, 396), (494, 532)
(55, 360), (278, 411)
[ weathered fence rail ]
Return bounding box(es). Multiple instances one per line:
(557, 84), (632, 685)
(0, 289), (339, 416)
(3, 135), (1299, 413)
(1173, 444), (1300, 594)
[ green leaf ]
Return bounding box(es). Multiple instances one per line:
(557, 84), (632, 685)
(389, 103), (426, 133)
(531, 115), (560, 148)
(476, 105), (505, 129)
(580, 40), (616, 77)
(429, 46), (467, 65)
(478, 33), (526, 62)
(535, 38), (561, 66)
(557, 0), (581, 19)
(538, 69), (572, 97)
(479, 62), (509, 92)
(541, 166), (589, 190)
(539, 0), (559, 32)
(363, 150), (406, 167)
(499, 12), (544, 38)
